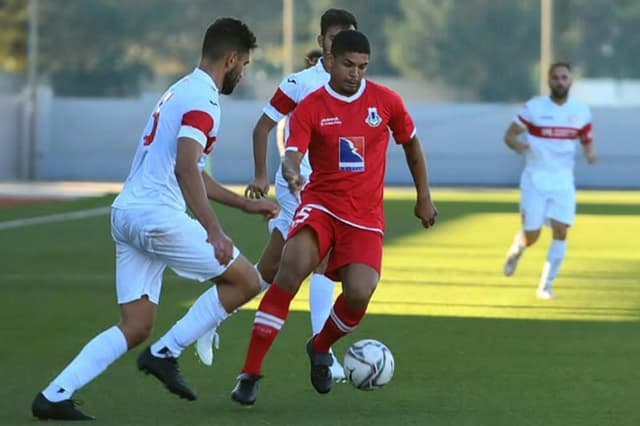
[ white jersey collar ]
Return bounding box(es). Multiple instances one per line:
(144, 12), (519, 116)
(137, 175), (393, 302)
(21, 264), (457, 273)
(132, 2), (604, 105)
(317, 57), (329, 75)
(192, 67), (219, 92)
(324, 79), (367, 103)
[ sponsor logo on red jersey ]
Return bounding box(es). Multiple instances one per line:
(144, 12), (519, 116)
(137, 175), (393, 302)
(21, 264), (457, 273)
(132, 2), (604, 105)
(339, 136), (365, 172)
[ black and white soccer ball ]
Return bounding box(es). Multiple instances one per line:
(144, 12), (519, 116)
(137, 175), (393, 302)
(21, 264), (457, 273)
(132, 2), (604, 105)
(343, 339), (395, 390)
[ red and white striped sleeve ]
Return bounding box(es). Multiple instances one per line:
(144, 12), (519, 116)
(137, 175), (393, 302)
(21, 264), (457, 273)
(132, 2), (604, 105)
(578, 108), (593, 145)
(178, 110), (215, 148)
(262, 73), (301, 122)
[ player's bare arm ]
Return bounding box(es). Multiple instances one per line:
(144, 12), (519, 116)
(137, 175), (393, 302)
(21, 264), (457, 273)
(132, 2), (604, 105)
(202, 171), (279, 219)
(245, 113), (279, 199)
(176, 137), (234, 265)
(582, 141), (597, 164)
(504, 122), (529, 154)
(402, 136), (438, 228)
(282, 149), (305, 197)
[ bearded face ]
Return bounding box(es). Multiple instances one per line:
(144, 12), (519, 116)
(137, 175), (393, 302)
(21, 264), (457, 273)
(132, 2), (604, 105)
(220, 65), (241, 95)
(548, 66), (572, 101)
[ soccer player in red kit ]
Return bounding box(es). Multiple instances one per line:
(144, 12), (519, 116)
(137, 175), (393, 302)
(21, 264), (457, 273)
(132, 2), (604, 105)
(231, 30), (438, 405)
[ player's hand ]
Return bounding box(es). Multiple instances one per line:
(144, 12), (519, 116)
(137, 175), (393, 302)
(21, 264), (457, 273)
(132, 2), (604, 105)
(513, 141), (530, 154)
(415, 197), (438, 228)
(243, 199), (280, 220)
(244, 176), (270, 199)
(585, 150), (597, 164)
(285, 173), (306, 198)
(206, 229), (235, 266)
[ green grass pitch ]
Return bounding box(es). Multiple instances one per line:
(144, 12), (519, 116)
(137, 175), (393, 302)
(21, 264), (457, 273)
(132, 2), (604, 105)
(1, 189), (639, 425)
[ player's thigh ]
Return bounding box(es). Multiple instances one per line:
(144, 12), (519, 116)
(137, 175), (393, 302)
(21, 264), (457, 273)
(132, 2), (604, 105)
(150, 213), (240, 282)
(277, 207), (333, 289)
(329, 224), (383, 285)
(547, 189), (576, 229)
(314, 251), (331, 274)
(520, 184), (547, 231)
(111, 209), (166, 305)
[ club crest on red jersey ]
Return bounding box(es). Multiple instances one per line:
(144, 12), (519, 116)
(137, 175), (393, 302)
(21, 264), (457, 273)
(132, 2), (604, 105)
(366, 107), (382, 127)
(339, 136), (365, 172)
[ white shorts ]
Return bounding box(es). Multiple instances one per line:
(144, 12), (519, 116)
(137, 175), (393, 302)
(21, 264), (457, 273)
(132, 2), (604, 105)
(110, 207), (239, 304)
(267, 175), (301, 237)
(520, 173), (576, 230)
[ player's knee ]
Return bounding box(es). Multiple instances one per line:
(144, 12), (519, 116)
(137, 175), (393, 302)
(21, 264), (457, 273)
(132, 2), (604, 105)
(273, 267), (305, 293)
(257, 259), (278, 284)
(245, 269), (263, 296)
(524, 230), (540, 246)
(119, 321), (153, 348)
(343, 283), (377, 308)
(552, 228), (568, 240)
(274, 260), (308, 292)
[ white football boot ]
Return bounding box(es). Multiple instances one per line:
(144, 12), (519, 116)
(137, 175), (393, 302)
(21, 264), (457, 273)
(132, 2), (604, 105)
(503, 246), (524, 277)
(330, 351), (346, 383)
(195, 329), (220, 366)
(536, 287), (556, 300)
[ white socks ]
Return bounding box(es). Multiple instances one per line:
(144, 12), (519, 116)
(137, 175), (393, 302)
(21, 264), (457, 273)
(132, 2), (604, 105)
(509, 230), (527, 256)
(539, 239), (567, 290)
(152, 286), (229, 358)
(309, 273), (336, 335)
(42, 326), (127, 402)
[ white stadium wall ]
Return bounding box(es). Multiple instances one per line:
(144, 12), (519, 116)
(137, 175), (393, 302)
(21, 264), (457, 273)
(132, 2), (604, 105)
(3, 88), (639, 188)
(0, 95), (21, 179)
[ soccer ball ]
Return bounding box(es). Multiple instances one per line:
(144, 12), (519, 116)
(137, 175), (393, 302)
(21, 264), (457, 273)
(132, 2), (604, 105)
(343, 339), (394, 390)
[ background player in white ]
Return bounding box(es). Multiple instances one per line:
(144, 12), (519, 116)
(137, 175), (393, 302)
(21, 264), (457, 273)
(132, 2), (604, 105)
(196, 9), (357, 381)
(273, 48), (324, 157)
(31, 18), (277, 421)
(503, 62), (597, 300)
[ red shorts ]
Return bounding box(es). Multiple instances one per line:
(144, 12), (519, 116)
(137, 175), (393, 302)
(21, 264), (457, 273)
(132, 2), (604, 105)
(288, 206), (383, 281)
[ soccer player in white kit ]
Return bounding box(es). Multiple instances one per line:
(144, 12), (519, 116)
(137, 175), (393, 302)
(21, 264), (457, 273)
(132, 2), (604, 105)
(503, 62), (597, 300)
(31, 18), (278, 421)
(196, 9), (357, 381)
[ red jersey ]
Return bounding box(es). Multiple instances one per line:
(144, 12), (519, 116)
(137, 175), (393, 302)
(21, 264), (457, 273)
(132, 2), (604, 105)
(287, 79), (416, 233)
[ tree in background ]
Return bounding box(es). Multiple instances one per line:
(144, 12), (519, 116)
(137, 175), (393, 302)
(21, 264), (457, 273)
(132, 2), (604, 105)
(0, 0), (27, 72)
(307, 0), (401, 75)
(387, 0), (640, 101)
(3, 0), (640, 98)
(556, 0), (640, 80)
(387, 0), (539, 101)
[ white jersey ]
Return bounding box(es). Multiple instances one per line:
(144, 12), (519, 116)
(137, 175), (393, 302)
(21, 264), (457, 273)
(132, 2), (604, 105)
(113, 68), (221, 211)
(515, 96), (593, 190)
(263, 59), (330, 182)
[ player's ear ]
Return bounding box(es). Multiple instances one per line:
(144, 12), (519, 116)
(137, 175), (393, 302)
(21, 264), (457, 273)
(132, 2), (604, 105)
(316, 34), (323, 49)
(224, 51), (238, 71)
(325, 53), (335, 70)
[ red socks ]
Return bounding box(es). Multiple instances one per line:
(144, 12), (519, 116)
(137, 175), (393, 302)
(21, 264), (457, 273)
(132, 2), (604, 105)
(241, 284), (295, 375)
(313, 294), (366, 353)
